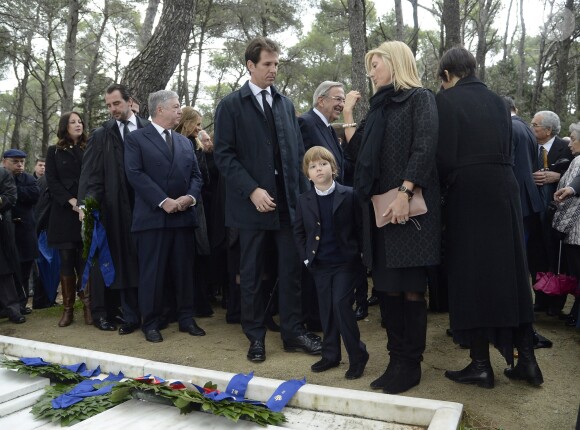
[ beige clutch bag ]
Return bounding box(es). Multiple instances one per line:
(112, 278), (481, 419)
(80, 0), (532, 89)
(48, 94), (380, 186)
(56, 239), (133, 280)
(371, 187), (427, 228)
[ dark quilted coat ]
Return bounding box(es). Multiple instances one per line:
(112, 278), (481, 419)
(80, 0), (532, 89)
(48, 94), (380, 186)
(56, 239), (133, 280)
(356, 87), (441, 269)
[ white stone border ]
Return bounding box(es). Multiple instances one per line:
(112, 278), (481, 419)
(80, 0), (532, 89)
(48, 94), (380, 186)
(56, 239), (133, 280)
(0, 335), (462, 429)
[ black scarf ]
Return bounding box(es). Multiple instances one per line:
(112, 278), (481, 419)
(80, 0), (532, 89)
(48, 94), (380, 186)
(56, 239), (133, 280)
(354, 84), (400, 198)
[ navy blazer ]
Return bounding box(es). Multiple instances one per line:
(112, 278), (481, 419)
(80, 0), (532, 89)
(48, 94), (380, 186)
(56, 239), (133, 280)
(511, 115), (545, 217)
(214, 81), (309, 230)
(298, 109), (344, 183)
(293, 182), (362, 268)
(124, 124), (202, 232)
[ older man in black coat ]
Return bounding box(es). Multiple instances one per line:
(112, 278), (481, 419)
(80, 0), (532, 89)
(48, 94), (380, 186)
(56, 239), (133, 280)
(214, 37), (321, 362)
(78, 84), (149, 334)
(0, 166), (26, 323)
(2, 149), (39, 315)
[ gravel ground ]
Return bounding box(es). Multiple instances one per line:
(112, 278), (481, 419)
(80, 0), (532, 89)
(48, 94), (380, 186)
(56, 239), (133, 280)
(1, 296), (579, 429)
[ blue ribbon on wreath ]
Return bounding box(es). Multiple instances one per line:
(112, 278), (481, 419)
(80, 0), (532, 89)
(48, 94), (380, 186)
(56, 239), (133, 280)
(81, 210), (115, 291)
(194, 372), (305, 412)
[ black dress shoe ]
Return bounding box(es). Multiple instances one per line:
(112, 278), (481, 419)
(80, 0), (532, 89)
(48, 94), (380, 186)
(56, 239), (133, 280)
(9, 315), (26, 324)
(532, 331), (553, 349)
(311, 358), (340, 373)
(345, 351), (369, 380)
(247, 339), (266, 362)
(179, 321), (206, 336)
(95, 317), (117, 331)
(444, 360), (494, 388)
(367, 295), (379, 306)
(118, 322), (140, 335)
(355, 304), (368, 321)
(145, 329), (163, 343)
(305, 332), (321, 342)
(283, 334), (322, 354)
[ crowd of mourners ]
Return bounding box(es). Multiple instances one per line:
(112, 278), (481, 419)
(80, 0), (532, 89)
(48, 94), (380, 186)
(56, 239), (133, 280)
(1, 38), (580, 396)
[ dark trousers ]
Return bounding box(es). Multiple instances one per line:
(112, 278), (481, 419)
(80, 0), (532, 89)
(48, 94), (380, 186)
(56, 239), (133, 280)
(0, 274), (21, 317)
(134, 227), (195, 332)
(239, 224), (303, 342)
(311, 262), (366, 364)
(90, 264), (121, 320)
(16, 260), (33, 308)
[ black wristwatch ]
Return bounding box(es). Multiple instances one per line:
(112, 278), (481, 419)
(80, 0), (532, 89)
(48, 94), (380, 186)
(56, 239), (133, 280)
(398, 185), (414, 200)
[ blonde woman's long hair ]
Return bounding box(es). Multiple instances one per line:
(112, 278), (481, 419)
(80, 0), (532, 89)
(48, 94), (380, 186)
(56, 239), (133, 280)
(175, 106), (203, 150)
(365, 41), (422, 93)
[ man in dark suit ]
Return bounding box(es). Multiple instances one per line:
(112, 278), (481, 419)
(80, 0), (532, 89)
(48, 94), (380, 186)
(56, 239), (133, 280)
(125, 89), (205, 343)
(299, 81), (368, 321)
(528, 110), (572, 314)
(79, 84), (148, 334)
(0, 166), (26, 323)
(2, 149), (39, 315)
(503, 98), (545, 234)
(214, 37), (322, 362)
(299, 81), (346, 183)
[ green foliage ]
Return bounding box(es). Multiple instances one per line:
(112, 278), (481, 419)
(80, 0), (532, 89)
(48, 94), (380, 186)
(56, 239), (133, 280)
(82, 197), (99, 261)
(31, 381), (130, 426)
(112, 379), (287, 427)
(0, 358), (84, 383)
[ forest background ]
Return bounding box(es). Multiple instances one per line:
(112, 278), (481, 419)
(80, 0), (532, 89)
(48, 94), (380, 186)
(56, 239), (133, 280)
(0, 0), (577, 160)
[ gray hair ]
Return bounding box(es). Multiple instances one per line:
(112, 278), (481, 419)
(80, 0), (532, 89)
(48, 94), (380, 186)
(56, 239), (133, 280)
(313, 81), (344, 108)
(149, 90), (179, 118)
(535, 110), (561, 136)
(569, 122), (580, 139)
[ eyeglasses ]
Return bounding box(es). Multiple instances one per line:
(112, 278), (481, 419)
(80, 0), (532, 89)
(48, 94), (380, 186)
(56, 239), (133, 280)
(326, 96), (346, 104)
(530, 123), (546, 128)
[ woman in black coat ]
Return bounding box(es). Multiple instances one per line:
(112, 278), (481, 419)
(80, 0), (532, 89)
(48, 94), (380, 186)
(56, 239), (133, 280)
(354, 41), (440, 394)
(436, 47), (542, 388)
(45, 111), (90, 327)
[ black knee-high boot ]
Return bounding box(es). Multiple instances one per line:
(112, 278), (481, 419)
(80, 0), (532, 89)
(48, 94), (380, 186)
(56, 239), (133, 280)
(445, 330), (494, 388)
(382, 299), (426, 394)
(371, 294), (404, 390)
(504, 324), (543, 386)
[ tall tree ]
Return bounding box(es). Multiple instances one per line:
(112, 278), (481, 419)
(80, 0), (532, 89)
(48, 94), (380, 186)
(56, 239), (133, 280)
(137, 0), (160, 50)
(472, 0), (500, 81)
(394, 0), (404, 41)
(552, 0), (576, 117)
(348, 0), (368, 123)
(516, 0), (526, 99)
(122, 0), (197, 118)
(442, 0), (461, 50)
(62, 0), (80, 113)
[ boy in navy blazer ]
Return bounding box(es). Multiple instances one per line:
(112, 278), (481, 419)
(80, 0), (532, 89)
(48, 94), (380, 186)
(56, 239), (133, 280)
(294, 146), (368, 379)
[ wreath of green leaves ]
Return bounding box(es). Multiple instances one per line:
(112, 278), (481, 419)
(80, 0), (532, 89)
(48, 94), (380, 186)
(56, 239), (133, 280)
(1, 358), (287, 427)
(81, 196), (99, 260)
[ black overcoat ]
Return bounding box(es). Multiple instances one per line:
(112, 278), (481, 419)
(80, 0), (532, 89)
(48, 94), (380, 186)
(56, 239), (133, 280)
(436, 76), (534, 331)
(77, 117), (149, 290)
(12, 172), (39, 262)
(213, 81), (309, 229)
(45, 144), (83, 245)
(0, 167), (19, 276)
(356, 87), (441, 269)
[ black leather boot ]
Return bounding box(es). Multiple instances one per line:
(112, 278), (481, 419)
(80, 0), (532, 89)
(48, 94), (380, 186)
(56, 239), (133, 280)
(445, 332), (494, 388)
(504, 324), (543, 386)
(371, 294), (404, 390)
(382, 299), (426, 394)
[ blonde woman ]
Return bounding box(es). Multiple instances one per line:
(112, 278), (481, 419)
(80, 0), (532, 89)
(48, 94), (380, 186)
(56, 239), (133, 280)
(353, 41), (440, 394)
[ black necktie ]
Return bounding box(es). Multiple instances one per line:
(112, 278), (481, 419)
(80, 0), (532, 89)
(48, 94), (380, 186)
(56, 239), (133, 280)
(121, 120), (130, 140)
(261, 90), (275, 127)
(163, 129), (173, 153)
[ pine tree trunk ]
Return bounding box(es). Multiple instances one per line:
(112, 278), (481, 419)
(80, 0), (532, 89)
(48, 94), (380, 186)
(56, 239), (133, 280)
(348, 0), (368, 124)
(62, 0), (80, 113)
(122, 0), (197, 118)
